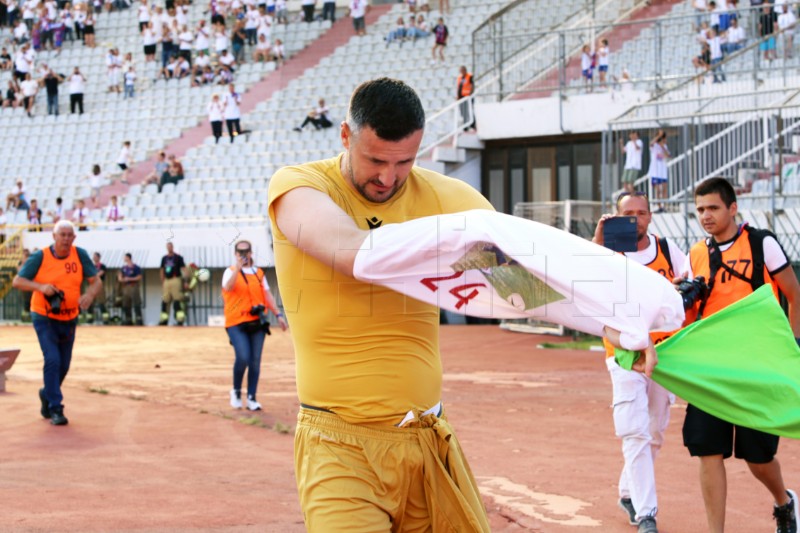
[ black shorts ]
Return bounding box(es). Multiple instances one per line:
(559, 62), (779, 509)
(682, 404), (779, 463)
(118, 163), (128, 171)
(144, 44), (156, 55)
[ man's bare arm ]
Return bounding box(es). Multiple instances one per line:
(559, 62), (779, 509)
(272, 187), (369, 277)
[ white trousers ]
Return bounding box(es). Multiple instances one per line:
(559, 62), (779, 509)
(606, 357), (674, 521)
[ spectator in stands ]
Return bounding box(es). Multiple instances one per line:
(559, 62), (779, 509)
(256, 6), (273, 43)
(723, 16), (745, 54)
(19, 72), (38, 117)
(141, 21), (157, 63)
(0, 48), (11, 71)
(648, 130), (670, 211)
(47, 197), (63, 225)
(407, 14), (429, 41)
(301, 0), (314, 22)
(293, 97), (332, 131)
(178, 24), (194, 64)
(693, 0), (708, 31)
(192, 48), (211, 76)
(777, 3), (796, 59)
(214, 22), (229, 55)
(322, 0), (335, 22)
(620, 131), (643, 194)
(159, 54), (179, 80)
(760, 4), (778, 61)
(218, 48), (236, 74)
(13, 43), (32, 83)
(174, 55), (191, 78)
(231, 19), (247, 64)
(706, 28), (725, 82)
(27, 198), (42, 231)
(275, 0), (288, 24)
(349, 0), (366, 36)
(159, 154), (184, 191)
(252, 33), (271, 62)
(244, 5), (258, 45)
(580, 44), (594, 92)
(3, 79), (19, 109)
(68, 66), (86, 114)
(143, 151), (170, 186)
(72, 198), (89, 230)
(384, 16), (407, 47)
(40, 67), (63, 116)
(431, 17), (448, 63)
(597, 39), (609, 89)
(195, 19), (210, 55)
(61, 4), (76, 43)
(118, 253), (143, 325)
(137, 1), (150, 31)
(13, 19), (29, 46)
(83, 10), (95, 47)
(74, 4), (86, 41)
(270, 38), (285, 67)
(707, 1), (720, 33)
(106, 195), (125, 229)
(438, 0), (449, 14)
(124, 66), (136, 98)
(84, 164), (106, 206)
(224, 83), (242, 143)
(208, 92), (225, 143)
(6, 180), (28, 211)
(692, 41), (711, 79)
(117, 141), (133, 184)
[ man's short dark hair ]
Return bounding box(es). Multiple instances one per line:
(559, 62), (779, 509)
(125, 253), (132, 260)
(347, 78), (425, 141)
(695, 177), (737, 207)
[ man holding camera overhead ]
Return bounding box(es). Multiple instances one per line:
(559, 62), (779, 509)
(221, 239), (287, 412)
(593, 191), (686, 533)
(12, 220), (102, 426)
(676, 177), (800, 533)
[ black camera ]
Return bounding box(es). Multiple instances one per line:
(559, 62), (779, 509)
(46, 289), (65, 315)
(248, 304), (271, 335)
(677, 276), (710, 310)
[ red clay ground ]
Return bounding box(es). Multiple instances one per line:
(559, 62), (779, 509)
(2, 325), (797, 532)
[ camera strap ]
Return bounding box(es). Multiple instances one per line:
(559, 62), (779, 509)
(238, 268), (264, 311)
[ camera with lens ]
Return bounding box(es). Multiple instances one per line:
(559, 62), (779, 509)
(46, 289), (66, 314)
(676, 276), (710, 310)
(248, 304), (271, 335)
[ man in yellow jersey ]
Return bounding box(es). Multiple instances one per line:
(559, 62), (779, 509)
(12, 220), (102, 426)
(268, 78), (495, 531)
(676, 177), (800, 533)
(593, 192), (686, 533)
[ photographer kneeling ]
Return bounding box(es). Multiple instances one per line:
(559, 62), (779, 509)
(12, 220), (102, 426)
(222, 240), (287, 411)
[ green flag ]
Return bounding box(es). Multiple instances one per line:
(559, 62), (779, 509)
(616, 285), (800, 438)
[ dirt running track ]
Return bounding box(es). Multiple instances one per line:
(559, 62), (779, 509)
(1, 325), (798, 532)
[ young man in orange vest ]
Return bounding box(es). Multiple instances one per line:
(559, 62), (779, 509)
(677, 177), (800, 533)
(593, 192), (686, 533)
(456, 65), (475, 131)
(12, 220), (102, 426)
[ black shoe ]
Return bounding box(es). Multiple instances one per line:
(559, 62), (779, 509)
(618, 498), (636, 526)
(50, 406), (69, 426)
(774, 489), (799, 533)
(637, 517), (658, 533)
(39, 388), (51, 419)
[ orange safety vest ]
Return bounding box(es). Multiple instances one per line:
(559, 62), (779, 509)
(604, 235), (677, 357)
(687, 226), (780, 320)
(30, 246), (85, 321)
(222, 267), (267, 328)
(457, 72), (473, 98)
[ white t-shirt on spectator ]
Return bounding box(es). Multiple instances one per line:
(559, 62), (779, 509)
(138, 5), (150, 22)
(179, 30), (194, 50)
(223, 92), (241, 119)
(195, 26), (210, 50)
(624, 139), (643, 170)
(215, 31), (229, 52)
(14, 50), (31, 73)
(106, 204), (125, 222)
(219, 53), (235, 68)
(245, 8), (260, 29)
(350, 0), (366, 18)
(143, 28), (157, 46)
(73, 207), (89, 223)
(208, 100), (224, 121)
(68, 73), (85, 94)
(20, 78), (38, 96)
(118, 146), (131, 165)
(778, 11), (797, 31)
(88, 172), (106, 188)
(727, 26), (745, 44)
(14, 23), (29, 41)
(195, 54), (211, 68)
(706, 36), (723, 60)
(272, 42), (284, 58)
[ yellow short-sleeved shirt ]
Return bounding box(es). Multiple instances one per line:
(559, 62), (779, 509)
(268, 154), (493, 425)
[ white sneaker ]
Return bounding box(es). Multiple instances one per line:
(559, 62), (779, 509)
(230, 389), (242, 409)
(246, 396), (262, 411)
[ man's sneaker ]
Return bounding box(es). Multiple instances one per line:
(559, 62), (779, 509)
(230, 389), (242, 409)
(50, 407), (68, 426)
(39, 388), (50, 419)
(774, 489), (799, 533)
(246, 396), (262, 411)
(637, 517), (658, 533)
(618, 498), (637, 526)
